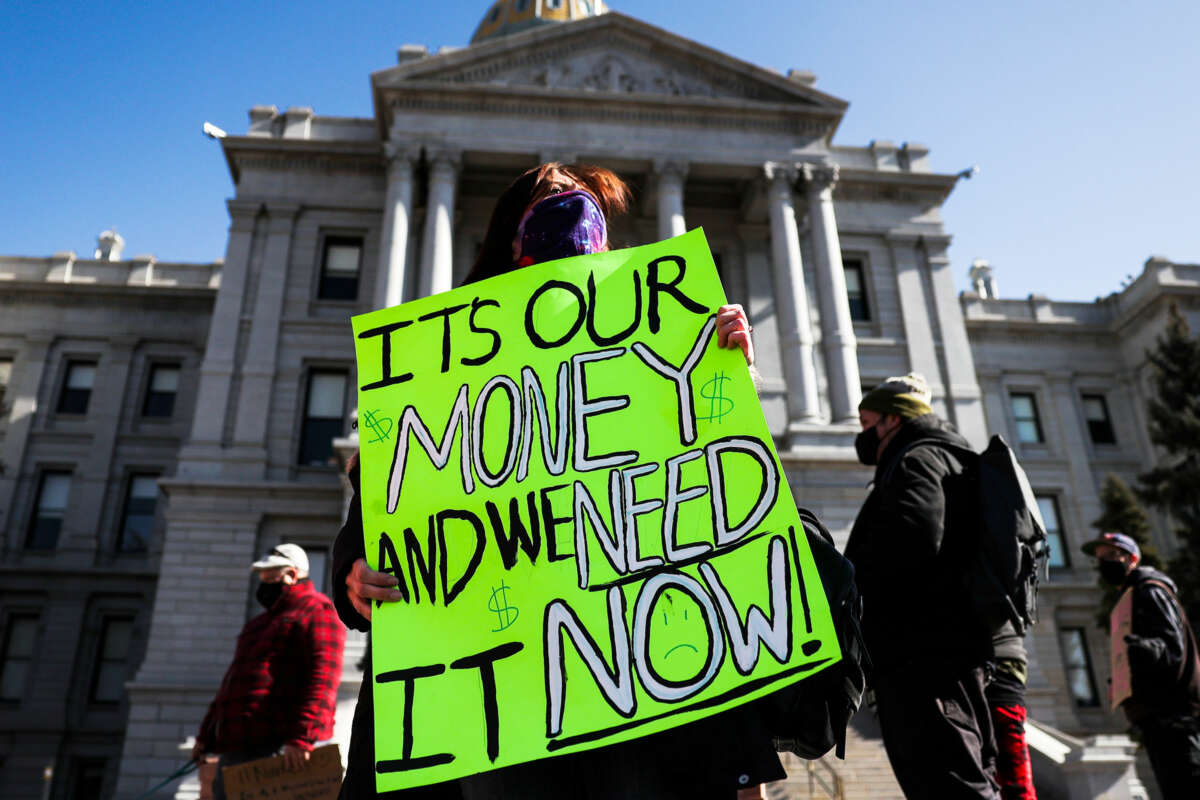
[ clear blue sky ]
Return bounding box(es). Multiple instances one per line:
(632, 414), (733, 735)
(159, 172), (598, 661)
(3, 0), (1196, 301)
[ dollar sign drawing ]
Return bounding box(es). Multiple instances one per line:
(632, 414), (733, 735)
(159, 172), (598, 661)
(698, 371), (734, 422)
(361, 409), (394, 444)
(488, 581), (519, 632)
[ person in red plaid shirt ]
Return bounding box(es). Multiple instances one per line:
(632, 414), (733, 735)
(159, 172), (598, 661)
(192, 543), (346, 800)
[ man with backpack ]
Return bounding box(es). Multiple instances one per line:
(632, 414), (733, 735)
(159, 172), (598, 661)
(1083, 532), (1200, 798)
(844, 373), (1001, 799)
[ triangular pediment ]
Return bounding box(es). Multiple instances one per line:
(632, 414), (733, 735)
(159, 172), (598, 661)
(373, 12), (847, 111)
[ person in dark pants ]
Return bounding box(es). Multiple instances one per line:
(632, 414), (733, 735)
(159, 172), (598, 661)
(1083, 531), (1200, 800)
(986, 625), (1036, 800)
(331, 162), (780, 799)
(844, 373), (1000, 800)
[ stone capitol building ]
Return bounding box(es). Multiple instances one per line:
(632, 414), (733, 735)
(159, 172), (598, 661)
(1, 2), (1196, 798)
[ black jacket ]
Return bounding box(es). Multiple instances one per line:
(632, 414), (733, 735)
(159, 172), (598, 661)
(843, 414), (991, 676)
(331, 465), (785, 799)
(1120, 566), (1200, 723)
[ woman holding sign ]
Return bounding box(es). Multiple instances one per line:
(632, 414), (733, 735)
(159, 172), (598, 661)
(333, 162), (768, 800)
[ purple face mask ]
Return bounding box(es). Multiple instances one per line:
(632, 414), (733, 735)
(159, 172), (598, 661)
(513, 189), (607, 267)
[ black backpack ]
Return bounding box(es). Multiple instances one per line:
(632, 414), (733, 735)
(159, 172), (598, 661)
(766, 507), (871, 760)
(881, 434), (1049, 636)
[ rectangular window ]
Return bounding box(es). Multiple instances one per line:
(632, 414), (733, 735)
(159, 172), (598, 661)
(142, 364), (180, 418)
(844, 259), (871, 321)
(307, 547), (329, 595)
(117, 475), (159, 553)
(317, 237), (362, 301)
(1010, 392), (1044, 443)
(70, 757), (108, 800)
(1081, 394), (1116, 444)
(298, 371), (347, 466)
(1036, 494), (1069, 568)
(57, 361), (96, 415)
(0, 357), (12, 415)
(90, 616), (134, 703)
(1058, 627), (1099, 707)
(26, 471), (71, 550)
(0, 614), (38, 701)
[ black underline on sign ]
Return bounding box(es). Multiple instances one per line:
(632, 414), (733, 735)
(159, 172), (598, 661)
(585, 530), (772, 592)
(544, 656), (833, 752)
(376, 754), (456, 772)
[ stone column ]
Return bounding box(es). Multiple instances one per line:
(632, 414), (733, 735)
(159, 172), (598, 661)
(374, 143), (419, 310)
(802, 164), (861, 424)
(418, 150), (460, 298)
(230, 203), (299, 464)
(182, 201), (261, 463)
(922, 239), (988, 446)
(764, 162), (821, 434)
(0, 333), (52, 536)
(887, 231), (946, 415)
(654, 159), (688, 241)
(739, 225), (788, 437)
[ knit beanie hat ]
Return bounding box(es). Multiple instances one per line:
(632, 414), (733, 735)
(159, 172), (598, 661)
(859, 372), (933, 419)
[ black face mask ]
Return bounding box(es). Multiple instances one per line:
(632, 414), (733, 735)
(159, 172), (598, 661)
(855, 426), (880, 466)
(256, 581), (286, 609)
(1098, 558), (1129, 586)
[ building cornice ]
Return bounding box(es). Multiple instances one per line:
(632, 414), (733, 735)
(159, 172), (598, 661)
(0, 280), (217, 305)
(221, 136), (385, 183)
(834, 168), (959, 205)
(375, 82), (838, 143)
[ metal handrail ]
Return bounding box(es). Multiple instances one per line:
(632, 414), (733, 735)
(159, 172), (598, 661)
(806, 758), (844, 800)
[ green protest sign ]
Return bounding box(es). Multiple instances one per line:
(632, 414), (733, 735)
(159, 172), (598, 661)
(352, 229), (839, 791)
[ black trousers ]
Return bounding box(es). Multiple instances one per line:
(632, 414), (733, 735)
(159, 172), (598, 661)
(874, 665), (1000, 800)
(1141, 719), (1200, 800)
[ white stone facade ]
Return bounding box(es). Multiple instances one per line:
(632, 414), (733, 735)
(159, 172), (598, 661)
(0, 8), (1189, 799)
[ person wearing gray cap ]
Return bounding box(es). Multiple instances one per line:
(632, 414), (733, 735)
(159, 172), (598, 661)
(191, 543), (345, 800)
(844, 373), (1001, 799)
(1083, 532), (1200, 798)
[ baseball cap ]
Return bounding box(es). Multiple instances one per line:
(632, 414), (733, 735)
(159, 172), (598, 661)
(250, 543), (309, 573)
(1081, 531), (1141, 560)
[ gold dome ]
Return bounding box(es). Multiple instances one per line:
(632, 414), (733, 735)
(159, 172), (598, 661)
(470, 0), (608, 44)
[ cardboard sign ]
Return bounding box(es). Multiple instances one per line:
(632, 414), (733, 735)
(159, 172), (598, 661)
(1110, 587), (1134, 710)
(352, 230), (840, 791)
(220, 744), (342, 800)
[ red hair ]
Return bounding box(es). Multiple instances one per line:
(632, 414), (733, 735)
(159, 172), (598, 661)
(464, 163), (631, 285)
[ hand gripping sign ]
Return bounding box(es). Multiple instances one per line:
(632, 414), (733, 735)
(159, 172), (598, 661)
(352, 230), (839, 791)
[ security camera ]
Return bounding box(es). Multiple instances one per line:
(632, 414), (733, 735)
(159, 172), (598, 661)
(955, 165), (980, 180)
(203, 121), (227, 139)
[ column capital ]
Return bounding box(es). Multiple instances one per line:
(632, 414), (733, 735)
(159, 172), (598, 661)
(884, 229), (923, 245)
(762, 161), (798, 186)
(383, 141), (421, 171)
(653, 158), (688, 182)
(226, 200), (262, 232)
(425, 148), (462, 175)
(801, 162), (839, 191)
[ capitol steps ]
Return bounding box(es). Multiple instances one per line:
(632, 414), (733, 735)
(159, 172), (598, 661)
(766, 708), (905, 800)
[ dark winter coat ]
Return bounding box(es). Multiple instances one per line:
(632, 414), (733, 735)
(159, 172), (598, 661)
(843, 413), (992, 676)
(331, 464), (785, 800)
(1119, 566), (1200, 724)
